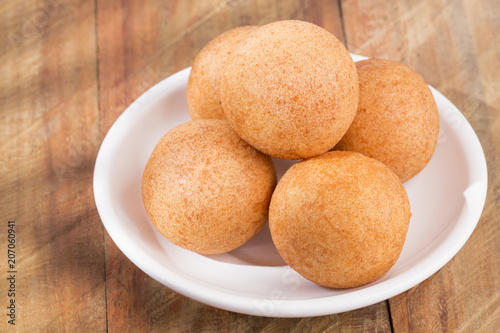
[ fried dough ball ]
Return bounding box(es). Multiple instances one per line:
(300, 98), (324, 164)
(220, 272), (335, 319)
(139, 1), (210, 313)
(335, 58), (439, 182)
(220, 20), (359, 159)
(142, 120), (277, 254)
(187, 26), (258, 120)
(269, 151), (411, 288)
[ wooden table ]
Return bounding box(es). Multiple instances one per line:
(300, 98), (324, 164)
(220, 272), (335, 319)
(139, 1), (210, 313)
(1, 0), (498, 331)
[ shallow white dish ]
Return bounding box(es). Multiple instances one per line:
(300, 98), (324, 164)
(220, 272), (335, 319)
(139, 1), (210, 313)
(93, 54), (488, 317)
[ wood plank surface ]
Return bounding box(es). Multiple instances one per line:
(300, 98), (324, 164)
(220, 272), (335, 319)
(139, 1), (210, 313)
(0, 0), (498, 331)
(0, 0), (106, 331)
(342, 0), (500, 332)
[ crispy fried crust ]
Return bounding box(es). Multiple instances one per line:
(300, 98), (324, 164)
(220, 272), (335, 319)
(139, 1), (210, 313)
(187, 26), (258, 120)
(221, 20), (359, 159)
(269, 151), (411, 288)
(335, 58), (439, 182)
(142, 120), (277, 254)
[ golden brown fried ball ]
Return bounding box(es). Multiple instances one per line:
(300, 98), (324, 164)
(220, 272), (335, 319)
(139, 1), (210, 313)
(269, 151), (411, 288)
(187, 26), (258, 120)
(142, 120), (277, 254)
(335, 58), (439, 182)
(220, 20), (359, 159)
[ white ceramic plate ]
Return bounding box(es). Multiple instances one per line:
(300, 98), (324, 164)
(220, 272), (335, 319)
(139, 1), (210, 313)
(93, 54), (488, 317)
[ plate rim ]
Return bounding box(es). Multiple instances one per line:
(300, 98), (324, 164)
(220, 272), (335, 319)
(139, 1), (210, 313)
(93, 55), (488, 317)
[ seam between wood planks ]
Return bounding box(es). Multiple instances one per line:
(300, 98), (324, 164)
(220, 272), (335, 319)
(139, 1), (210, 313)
(93, 0), (108, 331)
(386, 299), (395, 333)
(337, 0), (349, 50)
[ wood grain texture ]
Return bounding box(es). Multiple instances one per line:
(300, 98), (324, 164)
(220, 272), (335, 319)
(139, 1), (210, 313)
(1, 0), (498, 331)
(96, 0), (390, 331)
(342, 0), (500, 332)
(0, 0), (105, 332)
